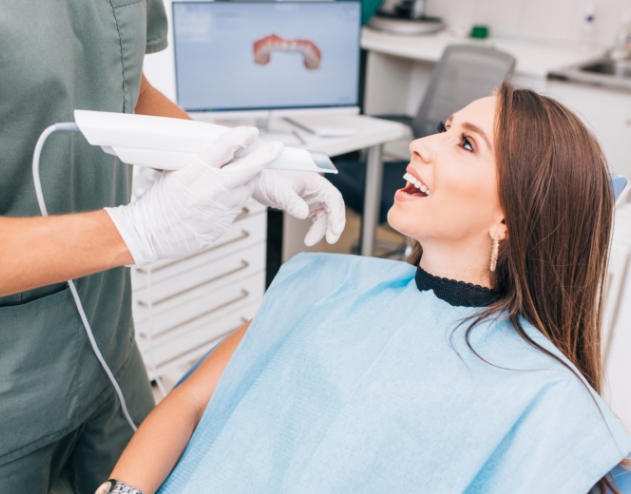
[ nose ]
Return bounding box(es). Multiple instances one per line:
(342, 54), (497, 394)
(409, 135), (434, 165)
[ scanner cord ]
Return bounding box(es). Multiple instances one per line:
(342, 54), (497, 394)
(32, 123), (138, 432)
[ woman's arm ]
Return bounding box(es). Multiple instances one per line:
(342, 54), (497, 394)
(109, 320), (251, 494)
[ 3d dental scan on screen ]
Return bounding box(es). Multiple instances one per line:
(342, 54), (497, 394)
(4, 0), (631, 493)
(172, 2), (361, 112)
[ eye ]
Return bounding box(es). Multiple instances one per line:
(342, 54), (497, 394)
(460, 133), (474, 152)
(437, 121), (446, 133)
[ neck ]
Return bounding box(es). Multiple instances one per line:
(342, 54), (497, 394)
(418, 239), (492, 289)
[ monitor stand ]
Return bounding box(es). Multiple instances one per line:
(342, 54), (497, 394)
(255, 117), (307, 145)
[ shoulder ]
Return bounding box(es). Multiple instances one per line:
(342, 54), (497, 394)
(493, 318), (631, 456)
(469, 318), (631, 490)
(145, 0), (168, 54)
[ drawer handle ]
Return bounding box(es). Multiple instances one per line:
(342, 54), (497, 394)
(236, 206), (250, 220)
(137, 230), (251, 274)
(157, 322), (246, 368)
(157, 289), (250, 335)
(138, 260), (250, 307)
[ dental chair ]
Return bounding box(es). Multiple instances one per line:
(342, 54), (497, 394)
(172, 177), (631, 492)
(328, 45), (516, 257)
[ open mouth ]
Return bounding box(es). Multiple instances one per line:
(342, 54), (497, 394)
(400, 172), (430, 197)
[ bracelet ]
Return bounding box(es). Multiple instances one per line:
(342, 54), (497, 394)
(95, 479), (144, 494)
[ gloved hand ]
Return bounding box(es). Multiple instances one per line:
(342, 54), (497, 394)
(252, 170), (346, 246)
(106, 127), (284, 266)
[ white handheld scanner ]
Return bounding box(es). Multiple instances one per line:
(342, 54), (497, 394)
(73, 110), (337, 174)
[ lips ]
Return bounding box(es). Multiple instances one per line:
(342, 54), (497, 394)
(394, 170), (430, 203)
(401, 181), (426, 197)
(402, 172), (430, 196)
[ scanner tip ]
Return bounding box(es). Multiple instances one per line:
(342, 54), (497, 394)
(308, 150), (338, 174)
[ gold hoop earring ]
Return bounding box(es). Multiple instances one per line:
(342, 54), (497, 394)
(490, 234), (500, 272)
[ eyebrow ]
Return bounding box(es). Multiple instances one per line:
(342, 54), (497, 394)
(445, 115), (492, 150)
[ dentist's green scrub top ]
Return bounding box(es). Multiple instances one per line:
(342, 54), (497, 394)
(0, 0), (166, 474)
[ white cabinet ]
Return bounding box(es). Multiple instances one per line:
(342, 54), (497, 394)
(546, 81), (631, 178)
(132, 200), (267, 380)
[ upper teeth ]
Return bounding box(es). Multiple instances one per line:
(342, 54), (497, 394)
(403, 173), (430, 195)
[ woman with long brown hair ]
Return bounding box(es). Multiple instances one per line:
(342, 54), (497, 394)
(94, 82), (630, 494)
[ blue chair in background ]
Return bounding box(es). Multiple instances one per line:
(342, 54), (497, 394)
(613, 174), (630, 206)
(610, 465), (631, 493)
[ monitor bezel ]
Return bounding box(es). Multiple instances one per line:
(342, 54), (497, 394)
(172, 0), (363, 113)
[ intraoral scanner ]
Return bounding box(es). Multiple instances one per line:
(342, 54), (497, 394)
(73, 109), (337, 174)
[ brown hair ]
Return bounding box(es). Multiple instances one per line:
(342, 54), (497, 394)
(408, 81), (625, 492)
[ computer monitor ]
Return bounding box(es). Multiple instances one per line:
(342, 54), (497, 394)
(172, 1), (361, 118)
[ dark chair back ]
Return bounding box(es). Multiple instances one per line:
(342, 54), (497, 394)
(412, 45), (516, 138)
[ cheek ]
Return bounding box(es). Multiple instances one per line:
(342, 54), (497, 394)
(387, 203), (405, 234)
(436, 169), (498, 231)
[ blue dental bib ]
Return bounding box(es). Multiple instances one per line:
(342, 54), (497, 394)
(159, 253), (631, 493)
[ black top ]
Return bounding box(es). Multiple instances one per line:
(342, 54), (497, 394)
(414, 266), (502, 308)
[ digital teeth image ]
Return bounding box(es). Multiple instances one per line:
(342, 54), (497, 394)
(253, 34), (322, 70)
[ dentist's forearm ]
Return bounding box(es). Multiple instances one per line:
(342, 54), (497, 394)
(0, 211), (133, 297)
(135, 73), (191, 120)
(0, 76), (205, 299)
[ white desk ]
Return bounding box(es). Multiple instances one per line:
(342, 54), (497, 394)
(207, 114), (410, 257)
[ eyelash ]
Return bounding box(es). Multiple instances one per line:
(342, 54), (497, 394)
(437, 121), (474, 152)
(460, 133), (474, 152)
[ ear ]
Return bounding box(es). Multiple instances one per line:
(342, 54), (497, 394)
(490, 217), (508, 242)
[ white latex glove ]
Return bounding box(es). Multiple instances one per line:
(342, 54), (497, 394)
(252, 170), (346, 246)
(106, 127), (284, 266)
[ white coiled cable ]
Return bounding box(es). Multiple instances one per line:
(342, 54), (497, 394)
(32, 123), (137, 432)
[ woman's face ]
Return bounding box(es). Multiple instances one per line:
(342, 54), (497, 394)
(388, 96), (503, 249)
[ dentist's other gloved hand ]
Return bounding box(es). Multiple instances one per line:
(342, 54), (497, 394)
(252, 170), (346, 246)
(105, 127), (284, 266)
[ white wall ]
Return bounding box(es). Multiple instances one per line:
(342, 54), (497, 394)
(425, 0), (631, 49)
(143, 0), (177, 101)
(145, 0), (631, 96)
(149, 0), (631, 164)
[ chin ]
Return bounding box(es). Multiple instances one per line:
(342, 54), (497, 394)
(387, 202), (417, 239)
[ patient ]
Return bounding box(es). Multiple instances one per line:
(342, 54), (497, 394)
(105, 82), (631, 494)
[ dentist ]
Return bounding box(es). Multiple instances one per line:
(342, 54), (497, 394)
(0, 2), (344, 493)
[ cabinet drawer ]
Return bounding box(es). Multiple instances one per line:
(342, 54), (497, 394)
(132, 210), (266, 290)
(134, 259), (265, 336)
(138, 298), (263, 379)
(133, 240), (265, 308)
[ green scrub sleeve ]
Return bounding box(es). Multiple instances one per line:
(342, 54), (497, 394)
(146, 0), (168, 54)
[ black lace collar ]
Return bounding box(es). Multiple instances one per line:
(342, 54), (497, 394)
(414, 266), (502, 308)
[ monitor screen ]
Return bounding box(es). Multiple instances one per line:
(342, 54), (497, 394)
(172, 1), (361, 112)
